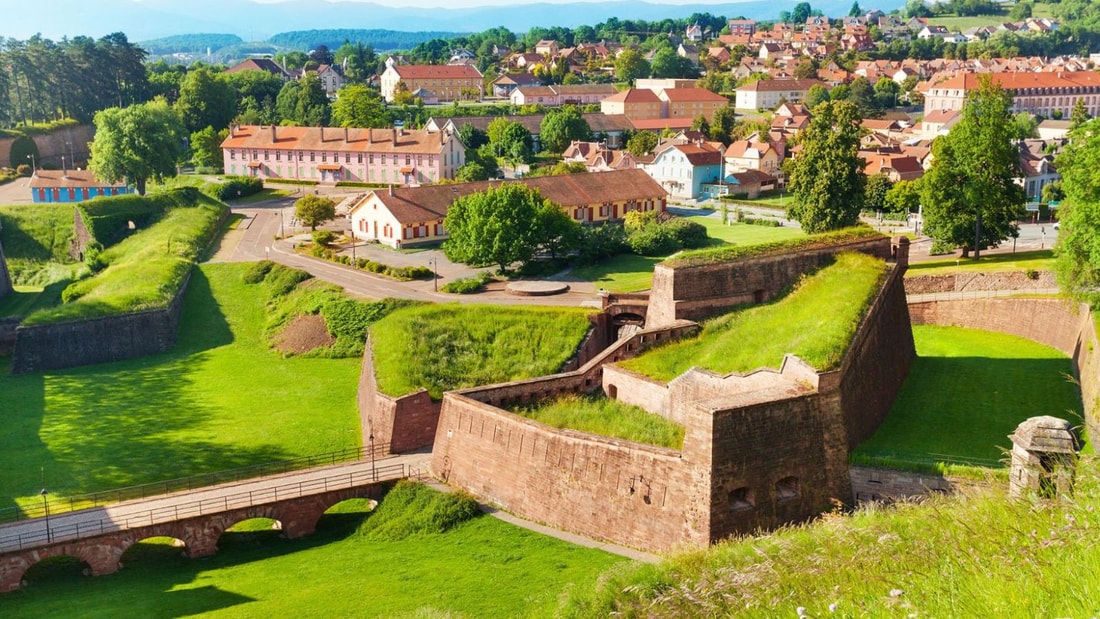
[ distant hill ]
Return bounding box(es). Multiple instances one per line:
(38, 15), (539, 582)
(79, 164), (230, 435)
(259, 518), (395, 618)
(139, 33), (244, 55)
(268, 29), (467, 52)
(0, 0), (909, 42)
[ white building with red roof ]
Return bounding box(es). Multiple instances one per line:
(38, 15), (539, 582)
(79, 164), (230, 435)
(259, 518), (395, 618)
(380, 58), (483, 103)
(220, 124), (465, 186)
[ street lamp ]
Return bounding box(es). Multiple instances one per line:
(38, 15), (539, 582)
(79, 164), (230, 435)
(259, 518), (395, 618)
(65, 141), (74, 167)
(369, 432), (376, 481)
(40, 488), (51, 543)
(26, 153), (35, 172)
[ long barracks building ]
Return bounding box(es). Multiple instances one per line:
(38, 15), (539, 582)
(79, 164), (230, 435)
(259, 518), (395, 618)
(923, 70), (1100, 118)
(220, 125), (466, 186)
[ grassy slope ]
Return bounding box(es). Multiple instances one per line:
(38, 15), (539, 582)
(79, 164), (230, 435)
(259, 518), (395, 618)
(906, 249), (1055, 276)
(513, 394), (685, 449)
(561, 458), (1100, 617)
(0, 263), (360, 512)
(570, 215), (803, 293)
(2, 487), (626, 618)
(854, 325), (1083, 468)
(621, 252), (886, 381)
(370, 304), (592, 398)
(0, 203), (81, 287)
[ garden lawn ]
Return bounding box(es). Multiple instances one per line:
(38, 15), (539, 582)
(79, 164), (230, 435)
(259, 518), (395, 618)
(621, 252), (886, 381)
(0, 262), (361, 513)
(569, 216), (803, 293)
(853, 325), (1083, 470)
(906, 249), (1054, 276)
(370, 304), (592, 398)
(513, 394), (684, 449)
(1, 488), (627, 618)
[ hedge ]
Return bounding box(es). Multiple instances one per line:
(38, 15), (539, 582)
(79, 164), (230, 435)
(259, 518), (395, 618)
(79, 187), (201, 248)
(201, 176), (263, 201)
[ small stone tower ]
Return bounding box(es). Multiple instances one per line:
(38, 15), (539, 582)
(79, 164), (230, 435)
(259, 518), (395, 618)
(1009, 416), (1079, 499)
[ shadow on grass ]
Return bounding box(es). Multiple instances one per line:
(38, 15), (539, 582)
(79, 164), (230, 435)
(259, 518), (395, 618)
(856, 355), (1083, 466)
(0, 268), (291, 512)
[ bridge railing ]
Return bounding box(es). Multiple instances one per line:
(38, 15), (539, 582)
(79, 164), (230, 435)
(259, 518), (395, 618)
(0, 461), (417, 553)
(0, 443), (392, 525)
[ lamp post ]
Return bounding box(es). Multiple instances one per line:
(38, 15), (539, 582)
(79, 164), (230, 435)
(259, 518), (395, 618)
(279, 208), (285, 237)
(66, 141), (74, 167)
(369, 432), (376, 481)
(428, 258), (437, 292)
(27, 153), (35, 172)
(40, 488), (51, 543)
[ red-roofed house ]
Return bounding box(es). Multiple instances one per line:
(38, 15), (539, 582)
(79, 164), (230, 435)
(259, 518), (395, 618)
(380, 58), (483, 103)
(735, 79), (827, 110)
(641, 141), (724, 199)
(220, 124), (465, 185)
(658, 87), (730, 122)
(924, 70), (1100, 117)
(600, 88), (663, 121)
(30, 169), (134, 203)
(224, 58), (291, 80)
(862, 154), (924, 182)
(348, 169), (666, 248)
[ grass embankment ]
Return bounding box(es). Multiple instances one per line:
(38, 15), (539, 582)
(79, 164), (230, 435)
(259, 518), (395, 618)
(513, 394), (685, 449)
(22, 193), (226, 325)
(561, 457), (1100, 617)
(570, 215), (804, 293)
(666, 225), (883, 269)
(906, 249), (1055, 276)
(621, 252), (887, 381)
(853, 325), (1083, 474)
(370, 304), (592, 399)
(3, 482), (626, 618)
(0, 202), (82, 286)
(0, 262), (361, 512)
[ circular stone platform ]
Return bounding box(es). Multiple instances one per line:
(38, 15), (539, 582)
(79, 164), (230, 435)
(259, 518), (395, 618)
(505, 281), (570, 296)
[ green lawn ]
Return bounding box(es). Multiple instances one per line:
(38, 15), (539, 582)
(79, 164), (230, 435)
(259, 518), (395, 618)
(569, 216), (804, 293)
(513, 394), (684, 449)
(0, 262), (362, 513)
(718, 192), (793, 210)
(370, 304), (592, 398)
(621, 252), (886, 381)
(907, 249), (1055, 276)
(853, 325), (1083, 471)
(227, 188), (293, 205)
(2, 485), (627, 618)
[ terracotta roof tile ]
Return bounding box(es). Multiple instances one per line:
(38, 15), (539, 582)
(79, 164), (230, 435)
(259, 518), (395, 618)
(393, 64), (482, 79)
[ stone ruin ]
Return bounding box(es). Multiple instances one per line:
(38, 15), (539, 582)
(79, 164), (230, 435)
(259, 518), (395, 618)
(1009, 415), (1080, 499)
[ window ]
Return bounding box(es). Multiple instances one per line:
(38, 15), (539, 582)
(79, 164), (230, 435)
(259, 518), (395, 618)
(729, 487), (754, 511)
(229, 150), (236, 160)
(275, 151), (281, 161)
(358, 153), (363, 164)
(382, 154), (387, 164)
(776, 477), (800, 500)
(369, 153), (374, 164)
(345, 153), (351, 163)
(405, 154), (411, 165)
(264, 150), (269, 161)
(310, 152), (316, 162)
(321, 152), (327, 162)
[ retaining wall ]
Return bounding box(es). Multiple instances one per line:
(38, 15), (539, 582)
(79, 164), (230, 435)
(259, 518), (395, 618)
(905, 270), (1057, 295)
(0, 317), (19, 355)
(10, 271), (191, 374)
(908, 297), (1100, 440)
(646, 236), (894, 328)
(0, 125), (94, 169)
(848, 466), (987, 503)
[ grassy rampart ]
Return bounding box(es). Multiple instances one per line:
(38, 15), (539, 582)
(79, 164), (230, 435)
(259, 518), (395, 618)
(512, 394), (685, 449)
(622, 252), (887, 381)
(370, 304), (592, 399)
(0, 203), (80, 286)
(663, 226), (883, 269)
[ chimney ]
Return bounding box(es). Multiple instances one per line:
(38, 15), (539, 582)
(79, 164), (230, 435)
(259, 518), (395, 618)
(368, 129), (373, 145)
(344, 127), (349, 143)
(388, 183), (394, 196)
(392, 128), (397, 144)
(270, 125), (276, 142)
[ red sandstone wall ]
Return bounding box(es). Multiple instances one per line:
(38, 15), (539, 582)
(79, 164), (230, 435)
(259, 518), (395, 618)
(838, 266), (916, 448)
(357, 333), (441, 454)
(0, 226), (10, 300)
(905, 271), (1057, 295)
(909, 297), (1100, 440)
(647, 236), (893, 328)
(847, 466), (987, 502)
(432, 394), (710, 551)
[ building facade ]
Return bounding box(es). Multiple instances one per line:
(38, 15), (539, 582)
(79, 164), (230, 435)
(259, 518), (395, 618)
(380, 59), (483, 103)
(641, 142), (724, 200)
(221, 125), (466, 186)
(29, 170), (134, 203)
(923, 71), (1100, 118)
(348, 169), (667, 248)
(735, 79), (827, 111)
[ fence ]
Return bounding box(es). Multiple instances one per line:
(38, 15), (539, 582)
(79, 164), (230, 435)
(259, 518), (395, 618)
(0, 443), (391, 525)
(0, 461), (415, 552)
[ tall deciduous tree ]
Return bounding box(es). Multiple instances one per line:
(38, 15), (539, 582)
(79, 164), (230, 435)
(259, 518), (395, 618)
(90, 99), (184, 195)
(613, 48), (650, 85)
(294, 194), (336, 230)
(443, 184), (576, 271)
(190, 126), (228, 170)
(785, 100), (866, 233)
(176, 67), (237, 133)
(920, 76), (1025, 258)
(331, 84), (391, 128)
(1053, 118), (1100, 299)
(709, 106), (737, 145)
(626, 130), (659, 157)
(540, 105), (591, 153)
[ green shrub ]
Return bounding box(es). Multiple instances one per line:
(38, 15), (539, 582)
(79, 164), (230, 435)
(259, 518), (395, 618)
(358, 481), (480, 541)
(628, 223), (679, 256)
(740, 216), (782, 227)
(666, 218), (708, 248)
(574, 223), (629, 266)
(242, 260), (275, 284)
(266, 178), (318, 186)
(264, 263), (313, 296)
(202, 176), (264, 201)
(441, 272), (492, 294)
(334, 181), (391, 188)
(312, 230), (337, 246)
(83, 242), (106, 273)
(15, 164), (31, 177)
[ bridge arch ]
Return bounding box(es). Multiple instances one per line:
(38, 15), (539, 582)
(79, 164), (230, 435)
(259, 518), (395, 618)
(118, 535), (189, 570)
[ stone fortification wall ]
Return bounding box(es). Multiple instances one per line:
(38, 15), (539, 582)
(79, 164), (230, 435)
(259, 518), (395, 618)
(0, 125), (94, 169)
(10, 272), (191, 374)
(0, 221), (11, 300)
(909, 297), (1100, 440)
(646, 236), (893, 328)
(848, 466), (987, 502)
(433, 394), (709, 552)
(837, 265), (915, 448)
(905, 270), (1057, 295)
(357, 332), (442, 455)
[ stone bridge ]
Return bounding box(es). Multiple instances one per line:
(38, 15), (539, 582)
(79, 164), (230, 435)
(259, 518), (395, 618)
(0, 454), (429, 592)
(602, 292), (649, 328)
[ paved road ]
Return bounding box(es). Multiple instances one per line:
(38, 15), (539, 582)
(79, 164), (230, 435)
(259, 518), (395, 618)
(0, 451), (432, 553)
